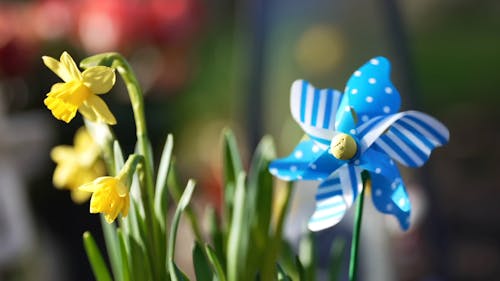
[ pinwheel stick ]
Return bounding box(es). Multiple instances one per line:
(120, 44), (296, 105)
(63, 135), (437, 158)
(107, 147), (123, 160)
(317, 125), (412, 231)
(348, 172), (368, 281)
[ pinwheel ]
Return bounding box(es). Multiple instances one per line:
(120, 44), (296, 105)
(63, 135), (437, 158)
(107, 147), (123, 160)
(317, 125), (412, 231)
(269, 57), (449, 232)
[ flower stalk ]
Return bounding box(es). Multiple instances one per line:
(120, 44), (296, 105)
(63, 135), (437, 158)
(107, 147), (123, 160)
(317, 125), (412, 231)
(81, 53), (161, 279)
(348, 180), (366, 281)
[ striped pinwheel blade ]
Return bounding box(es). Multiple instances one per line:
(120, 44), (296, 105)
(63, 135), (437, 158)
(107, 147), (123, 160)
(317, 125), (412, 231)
(308, 164), (363, 231)
(358, 147), (411, 230)
(269, 140), (328, 181)
(269, 139), (343, 181)
(290, 80), (343, 146)
(336, 56), (401, 127)
(357, 110), (449, 167)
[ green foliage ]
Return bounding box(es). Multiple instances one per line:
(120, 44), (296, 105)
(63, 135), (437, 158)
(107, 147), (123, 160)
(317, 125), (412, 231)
(77, 53), (351, 281)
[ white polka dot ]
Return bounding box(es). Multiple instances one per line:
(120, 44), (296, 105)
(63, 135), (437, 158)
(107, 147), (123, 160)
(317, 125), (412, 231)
(312, 145), (320, 153)
(317, 177), (323, 181)
(351, 88), (358, 95)
(354, 70), (362, 77)
(290, 165), (298, 172)
(294, 150), (303, 159)
(383, 106), (391, 113)
(386, 204), (393, 211)
(354, 160), (360, 165)
(398, 198), (406, 207)
(344, 105), (351, 112)
(375, 168), (382, 174)
(270, 168), (278, 175)
(350, 129), (356, 135)
(366, 96), (373, 103)
(370, 58), (379, 65)
(361, 115), (370, 122)
(310, 164), (317, 170)
(390, 160), (394, 165)
(368, 78), (376, 84)
(375, 189), (382, 196)
(297, 175), (303, 180)
(391, 182), (398, 190)
(282, 176), (291, 181)
(385, 87), (393, 94)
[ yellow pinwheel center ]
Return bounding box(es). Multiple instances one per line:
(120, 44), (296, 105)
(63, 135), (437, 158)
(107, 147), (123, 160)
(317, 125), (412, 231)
(330, 133), (358, 160)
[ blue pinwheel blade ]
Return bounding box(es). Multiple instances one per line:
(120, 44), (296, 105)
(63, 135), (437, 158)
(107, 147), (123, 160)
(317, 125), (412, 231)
(336, 57), (401, 128)
(308, 164), (363, 231)
(357, 110), (450, 167)
(358, 148), (411, 230)
(269, 139), (342, 181)
(290, 80), (343, 145)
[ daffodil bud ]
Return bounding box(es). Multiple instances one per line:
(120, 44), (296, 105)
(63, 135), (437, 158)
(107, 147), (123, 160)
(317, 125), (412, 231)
(330, 133), (357, 160)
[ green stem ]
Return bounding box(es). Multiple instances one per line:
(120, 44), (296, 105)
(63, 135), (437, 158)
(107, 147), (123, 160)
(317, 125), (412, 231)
(82, 52), (160, 278)
(348, 183), (365, 281)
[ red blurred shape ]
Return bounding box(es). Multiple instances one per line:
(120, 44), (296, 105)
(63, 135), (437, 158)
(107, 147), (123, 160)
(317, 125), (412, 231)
(77, 0), (146, 53)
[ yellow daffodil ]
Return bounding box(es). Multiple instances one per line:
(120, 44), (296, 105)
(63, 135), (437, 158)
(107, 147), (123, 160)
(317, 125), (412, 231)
(51, 128), (105, 203)
(43, 51), (117, 124)
(79, 176), (130, 223)
(78, 154), (142, 223)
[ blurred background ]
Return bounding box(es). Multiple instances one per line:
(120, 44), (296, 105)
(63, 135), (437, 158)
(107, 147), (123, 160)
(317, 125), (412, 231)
(0, 0), (499, 280)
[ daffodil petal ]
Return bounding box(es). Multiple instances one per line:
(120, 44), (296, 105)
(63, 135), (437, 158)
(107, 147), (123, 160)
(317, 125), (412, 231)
(104, 213), (115, 224)
(50, 82), (67, 93)
(50, 146), (74, 162)
(53, 164), (76, 188)
(79, 180), (101, 193)
(121, 195), (130, 217)
(82, 66), (116, 94)
(43, 56), (72, 82)
(60, 52), (83, 81)
(71, 189), (92, 204)
(82, 95), (117, 125)
(78, 102), (98, 122)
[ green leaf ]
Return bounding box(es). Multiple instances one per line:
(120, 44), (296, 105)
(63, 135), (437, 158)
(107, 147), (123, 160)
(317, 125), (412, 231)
(168, 180), (196, 281)
(243, 136), (276, 279)
(168, 162), (203, 242)
(222, 129), (243, 228)
(155, 134), (173, 232)
(295, 256), (305, 281)
(262, 181), (293, 280)
(277, 240), (299, 280)
(328, 238), (347, 281)
(193, 242), (214, 281)
(207, 208), (226, 270)
(173, 262), (191, 281)
(205, 244), (227, 281)
(113, 140), (125, 175)
(222, 129), (243, 187)
(276, 263), (293, 281)
(226, 172), (248, 281)
(83, 231), (113, 281)
(299, 231), (316, 281)
(128, 234), (152, 281)
(125, 200), (153, 280)
(100, 216), (122, 281)
(117, 229), (131, 281)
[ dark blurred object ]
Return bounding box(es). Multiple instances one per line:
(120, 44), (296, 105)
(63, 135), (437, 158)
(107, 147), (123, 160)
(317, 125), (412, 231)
(430, 104), (500, 281)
